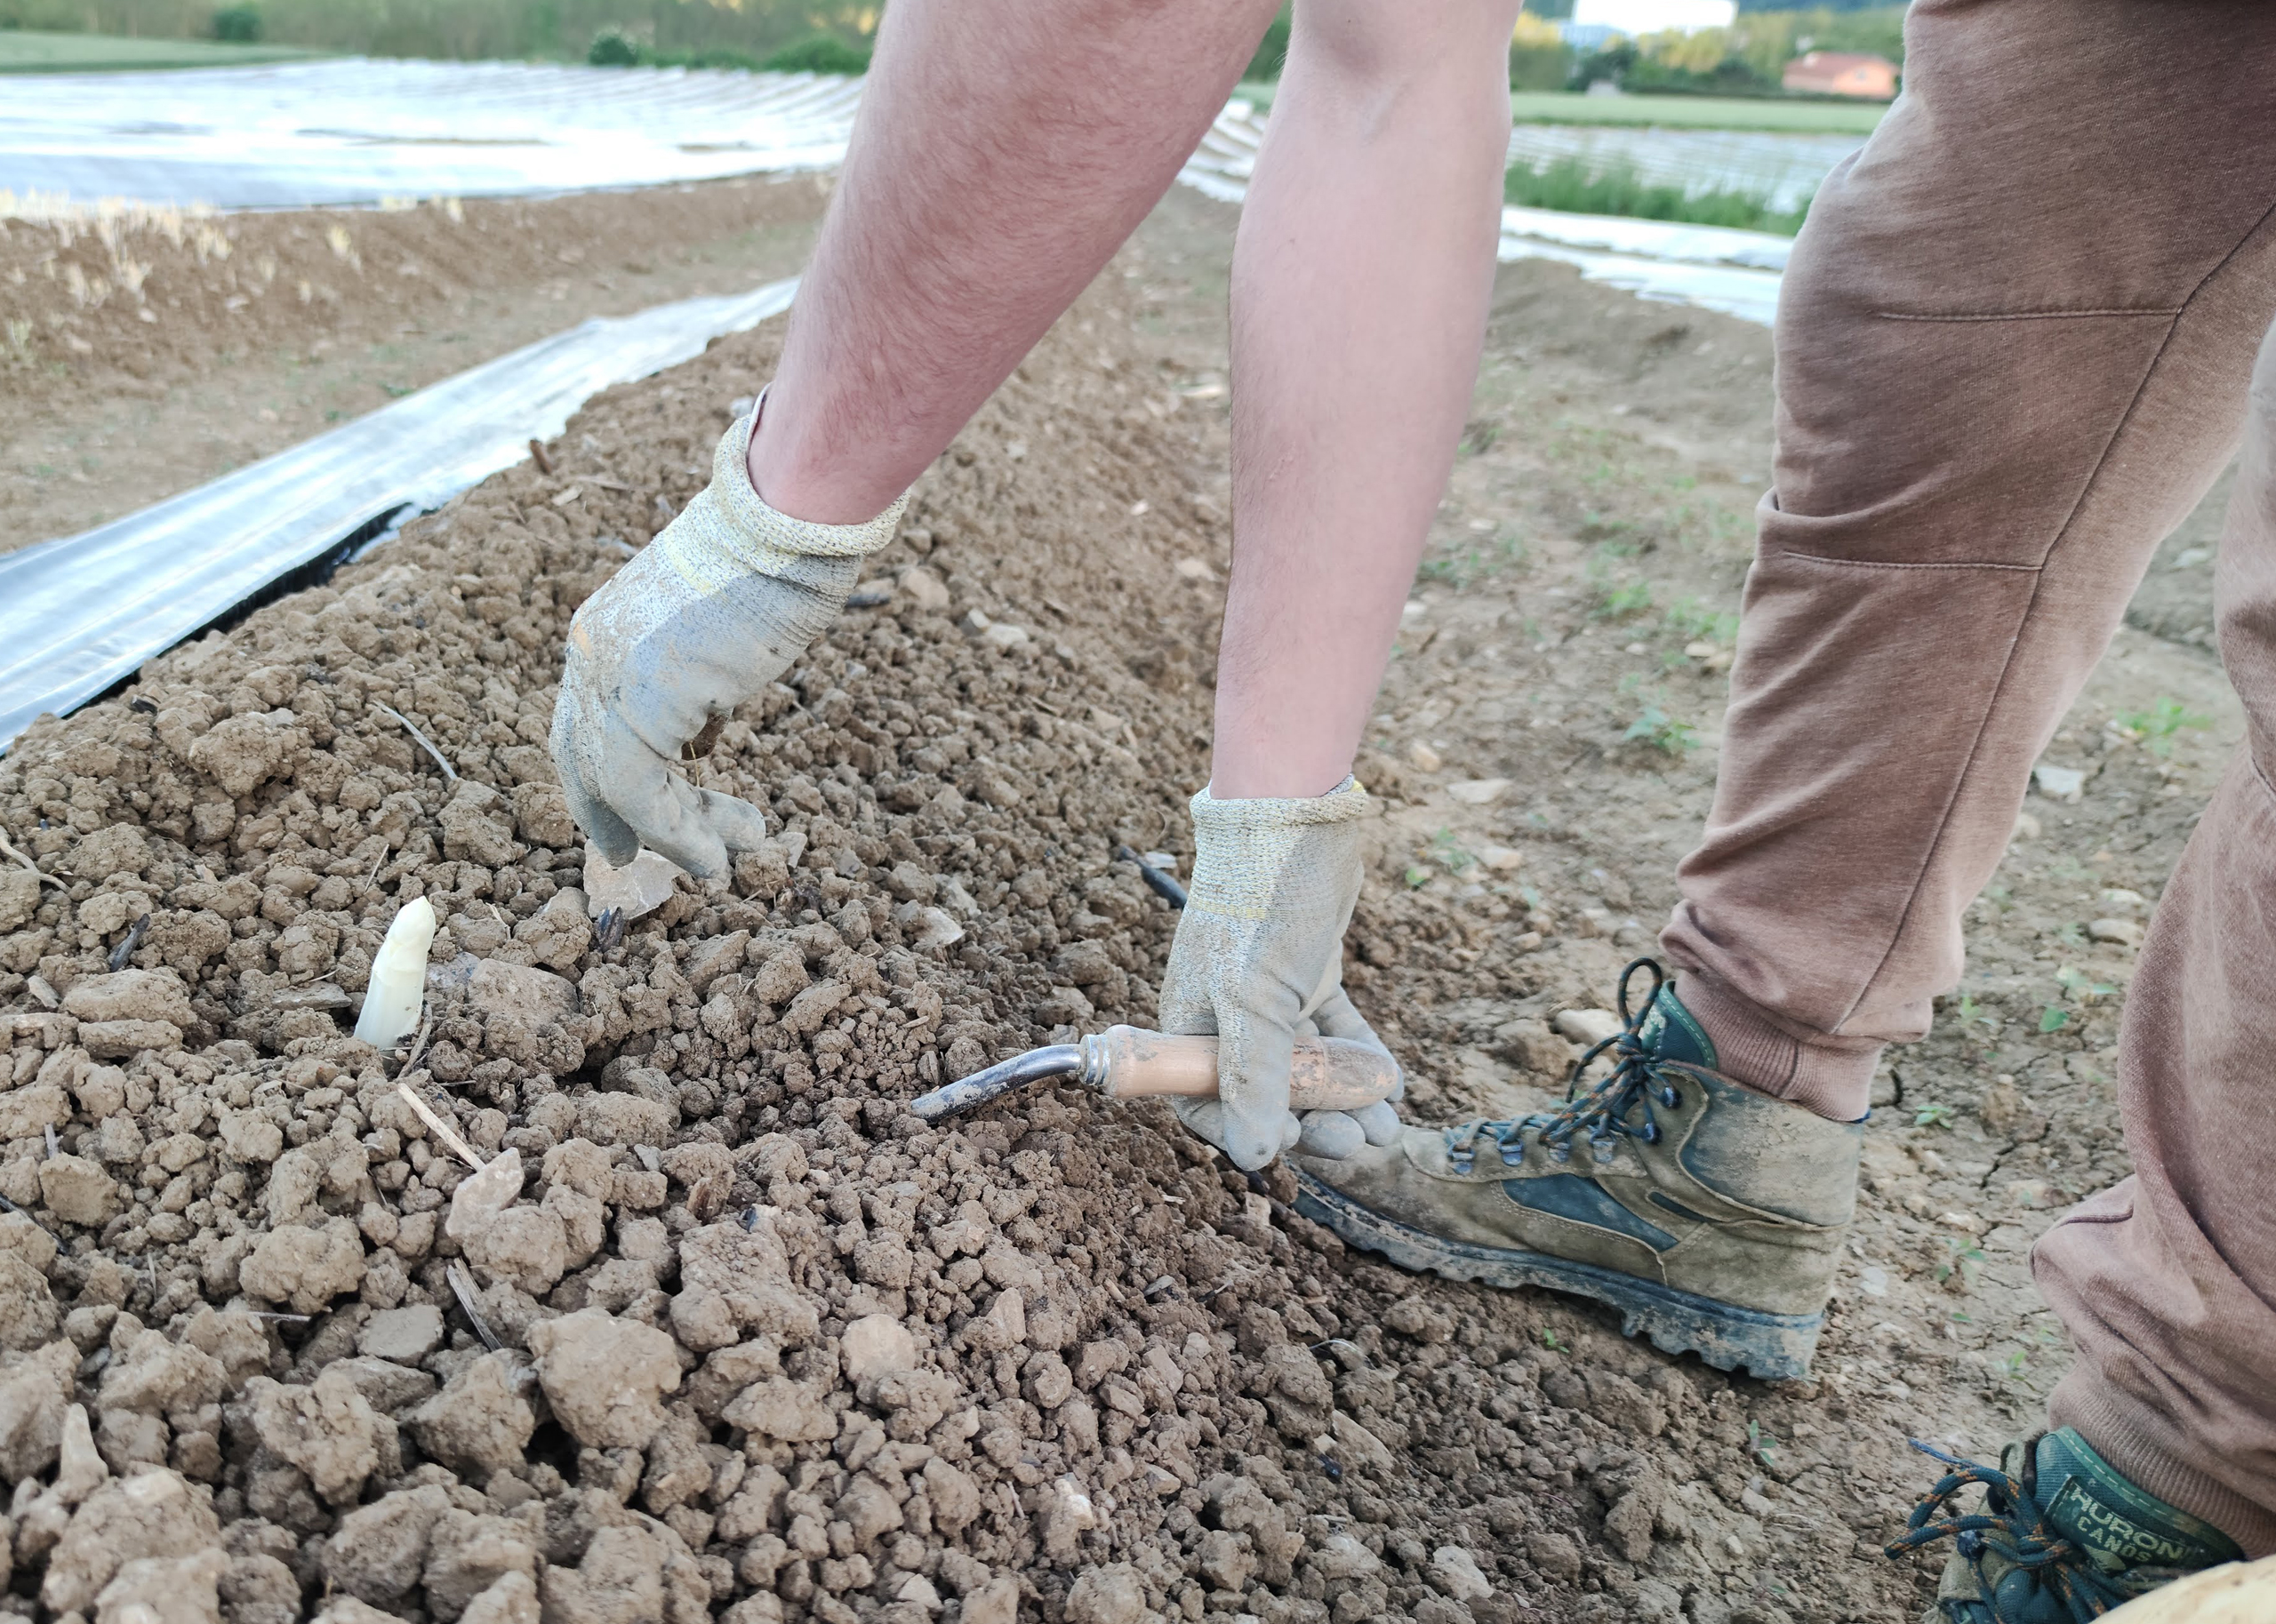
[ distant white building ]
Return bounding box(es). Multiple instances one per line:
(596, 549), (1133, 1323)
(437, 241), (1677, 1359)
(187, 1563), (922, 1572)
(1569, 0), (1738, 36)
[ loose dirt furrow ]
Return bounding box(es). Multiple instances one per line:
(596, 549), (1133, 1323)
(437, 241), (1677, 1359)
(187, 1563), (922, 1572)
(1, 176), (832, 555)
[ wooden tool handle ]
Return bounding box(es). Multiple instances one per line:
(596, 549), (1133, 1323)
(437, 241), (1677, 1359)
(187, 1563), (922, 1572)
(1087, 1026), (1398, 1111)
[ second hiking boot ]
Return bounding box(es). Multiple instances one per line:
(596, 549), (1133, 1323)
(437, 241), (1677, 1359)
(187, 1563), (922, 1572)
(1886, 1428), (2244, 1623)
(1294, 959), (1860, 1379)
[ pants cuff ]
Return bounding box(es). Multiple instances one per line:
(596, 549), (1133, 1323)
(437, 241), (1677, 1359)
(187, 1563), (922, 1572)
(1672, 968), (1882, 1122)
(2053, 1380), (2276, 1557)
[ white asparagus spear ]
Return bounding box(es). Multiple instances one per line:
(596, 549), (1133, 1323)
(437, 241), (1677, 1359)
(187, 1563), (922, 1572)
(354, 896), (437, 1049)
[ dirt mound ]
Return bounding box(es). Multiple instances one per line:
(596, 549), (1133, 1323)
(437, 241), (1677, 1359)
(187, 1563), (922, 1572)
(2, 266), (1896, 1624)
(0, 178), (824, 399)
(0, 177), (831, 557)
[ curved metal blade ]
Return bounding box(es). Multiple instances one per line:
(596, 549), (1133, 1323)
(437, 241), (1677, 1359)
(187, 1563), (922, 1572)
(909, 1044), (1083, 1123)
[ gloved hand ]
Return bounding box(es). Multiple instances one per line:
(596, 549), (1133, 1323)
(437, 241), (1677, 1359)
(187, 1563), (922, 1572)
(1158, 777), (1404, 1170)
(550, 401), (906, 878)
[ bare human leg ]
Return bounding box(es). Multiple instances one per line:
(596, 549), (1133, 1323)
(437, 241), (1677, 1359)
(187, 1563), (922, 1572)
(1211, 0), (1523, 799)
(1158, 0), (1527, 1171)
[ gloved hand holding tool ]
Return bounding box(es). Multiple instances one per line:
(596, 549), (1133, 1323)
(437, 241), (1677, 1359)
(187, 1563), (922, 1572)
(907, 795), (1402, 1152)
(907, 1022), (1399, 1126)
(549, 399), (907, 878)
(1156, 778), (1404, 1169)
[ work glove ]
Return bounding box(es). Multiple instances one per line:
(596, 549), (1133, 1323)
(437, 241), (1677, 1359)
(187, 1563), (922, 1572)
(1158, 777), (1404, 1171)
(550, 400), (907, 878)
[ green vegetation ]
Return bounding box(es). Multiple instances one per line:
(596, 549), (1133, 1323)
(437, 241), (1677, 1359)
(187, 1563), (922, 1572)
(1416, 526), (1527, 592)
(1662, 596), (1739, 647)
(2056, 965), (2118, 1004)
(1592, 575), (1654, 620)
(1428, 829), (1479, 876)
(1935, 1237), (1986, 1291)
(1245, 5), (1289, 82)
(1508, 12), (1571, 92)
(1955, 991), (1998, 1032)
(1244, 3), (1896, 115)
(0, 0), (1897, 95)
(1509, 90), (1884, 133)
(1402, 831), (1482, 890)
(586, 26), (639, 66)
(1572, 6), (1903, 98)
(0, 0), (875, 68)
(1615, 672), (1696, 756)
(0, 24), (314, 68)
(2113, 696), (2214, 756)
(1623, 704), (1695, 756)
(1998, 1325), (2062, 1384)
(758, 31), (869, 73)
(1913, 1101), (1956, 1129)
(1, 0), (1893, 100)
(585, 26), (867, 73)
(1507, 156), (1808, 234)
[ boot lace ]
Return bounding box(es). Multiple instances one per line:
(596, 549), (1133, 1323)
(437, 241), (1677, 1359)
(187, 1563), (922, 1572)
(1443, 958), (1691, 1174)
(1882, 1437), (2137, 1621)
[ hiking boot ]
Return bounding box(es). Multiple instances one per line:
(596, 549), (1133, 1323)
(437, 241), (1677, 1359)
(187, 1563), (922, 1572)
(1292, 959), (1859, 1380)
(1886, 1428), (2243, 1622)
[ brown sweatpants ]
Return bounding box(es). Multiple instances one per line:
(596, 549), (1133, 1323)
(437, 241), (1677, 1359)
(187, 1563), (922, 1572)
(1654, 0), (2276, 1553)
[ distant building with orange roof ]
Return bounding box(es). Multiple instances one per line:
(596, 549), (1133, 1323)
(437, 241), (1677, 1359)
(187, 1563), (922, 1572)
(1782, 50), (1898, 100)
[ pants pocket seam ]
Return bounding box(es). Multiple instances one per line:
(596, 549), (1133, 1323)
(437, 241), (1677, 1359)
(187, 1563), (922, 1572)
(1767, 551), (2042, 574)
(2050, 1198), (2134, 1228)
(1872, 307), (2184, 324)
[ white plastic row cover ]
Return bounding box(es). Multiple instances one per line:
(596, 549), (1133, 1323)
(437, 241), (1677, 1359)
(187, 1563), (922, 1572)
(0, 279), (797, 751)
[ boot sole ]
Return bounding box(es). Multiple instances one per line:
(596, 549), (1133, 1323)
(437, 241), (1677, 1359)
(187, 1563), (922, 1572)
(1294, 1171), (1821, 1381)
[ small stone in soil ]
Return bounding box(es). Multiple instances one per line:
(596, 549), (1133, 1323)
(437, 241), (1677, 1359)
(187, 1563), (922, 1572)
(1554, 1007), (1621, 1046)
(2033, 763), (2086, 802)
(581, 845), (683, 920)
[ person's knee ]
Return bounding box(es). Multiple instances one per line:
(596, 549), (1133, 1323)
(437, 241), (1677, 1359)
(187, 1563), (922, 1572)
(1290, 0), (1524, 85)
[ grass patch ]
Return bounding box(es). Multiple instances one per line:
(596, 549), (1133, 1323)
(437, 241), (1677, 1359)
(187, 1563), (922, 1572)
(756, 32), (869, 73)
(1615, 674), (1696, 756)
(1594, 577), (1655, 620)
(0, 28), (319, 71)
(589, 28), (868, 73)
(1623, 704), (1695, 756)
(1416, 528), (1528, 592)
(2112, 696), (2213, 756)
(1507, 156), (1807, 235)
(1662, 595), (1738, 647)
(0, 1), (875, 70)
(1510, 90), (1884, 134)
